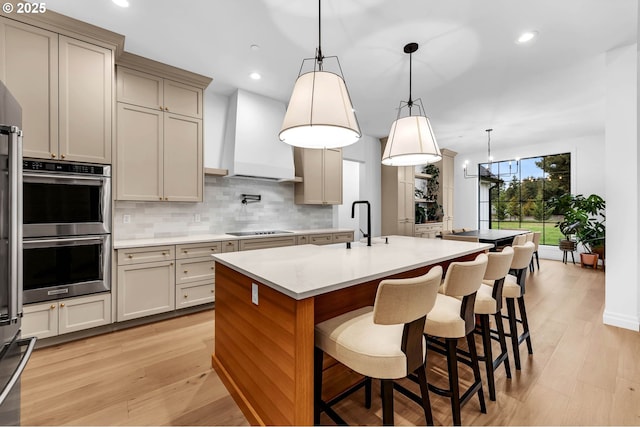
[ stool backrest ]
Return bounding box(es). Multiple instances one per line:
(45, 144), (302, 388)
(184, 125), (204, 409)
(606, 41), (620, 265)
(511, 242), (536, 270)
(512, 234), (528, 246)
(441, 253), (488, 297)
(525, 232), (534, 242)
(373, 265), (443, 326)
(532, 232), (541, 250)
(484, 246), (514, 281)
(442, 234), (479, 243)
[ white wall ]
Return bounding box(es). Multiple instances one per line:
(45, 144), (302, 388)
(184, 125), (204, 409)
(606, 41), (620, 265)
(603, 43), (639, 331)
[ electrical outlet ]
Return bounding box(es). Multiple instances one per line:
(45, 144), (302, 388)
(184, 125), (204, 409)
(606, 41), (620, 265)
(194, 213), (201, 223)
(251, 283), (259, 305)
(123, 214), (131, 224)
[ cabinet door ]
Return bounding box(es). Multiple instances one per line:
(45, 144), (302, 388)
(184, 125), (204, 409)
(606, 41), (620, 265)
(116, 67), (163, 110)
(58, 294), (111, 335)
(59, 36), (112, 163)
(323, 148), (343, 204)
(163, 79), (202, 118)
(309, 234), (333, 245)
(116, 103), (164, 201)
(22, 302), (58, 339)
(163, 113), (203, 201)
(117, 260), (175, 321)
(221, 240), (238, 252)
(0, 18), (58, 159)
(295, 148), (324, 204)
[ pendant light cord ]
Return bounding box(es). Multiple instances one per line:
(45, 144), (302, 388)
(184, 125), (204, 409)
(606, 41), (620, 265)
(317, 0), (323, 69)
(408, 49), (413, 114)
(486, 128), (492, 164)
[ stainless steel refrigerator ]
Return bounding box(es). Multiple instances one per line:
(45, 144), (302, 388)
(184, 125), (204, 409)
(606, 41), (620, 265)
(0, 80), (36, 425)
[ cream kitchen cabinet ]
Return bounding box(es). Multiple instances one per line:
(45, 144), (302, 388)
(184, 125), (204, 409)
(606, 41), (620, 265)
(294, 148), (343, 205)
(414, 222), (443, 239)
(381, 161), (415, 237)
(175, 244), (215, 308)
(0, 18), (112, 163)
(117, 245), (176, 322)
(22, 293), (112, 340)
(221, 240), (239, 252)
(238, 236), (297, 251)
(438, 149), (457, 231)
(115, 63), (205, 202)
(116, 67), (203, 119)
(332, 231), (354, 243)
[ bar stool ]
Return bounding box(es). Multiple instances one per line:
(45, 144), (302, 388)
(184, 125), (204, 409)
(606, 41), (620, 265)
(503, 241), (536, 370)
(423, 254), (488, 426)
(512, 233), (527, 246)
(474, 247), (514, 401)
(314, 266), (443, 426)
(529, 232), (541, 272)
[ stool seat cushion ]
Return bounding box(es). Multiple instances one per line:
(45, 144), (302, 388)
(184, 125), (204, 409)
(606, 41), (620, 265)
(315, 306), (424, 379)
(424, 294), (466, 339)
(502, 274), (522, 298)
(474, 284), (498, 314)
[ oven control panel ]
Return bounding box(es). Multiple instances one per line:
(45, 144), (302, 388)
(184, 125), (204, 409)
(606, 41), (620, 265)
(23, 160), (108, 176)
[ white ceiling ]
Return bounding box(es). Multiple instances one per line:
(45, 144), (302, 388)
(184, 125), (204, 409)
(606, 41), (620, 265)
(44, 0), (637, 154)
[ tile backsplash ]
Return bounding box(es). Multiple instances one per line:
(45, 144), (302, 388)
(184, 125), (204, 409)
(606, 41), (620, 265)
(113, 176), (333, 240)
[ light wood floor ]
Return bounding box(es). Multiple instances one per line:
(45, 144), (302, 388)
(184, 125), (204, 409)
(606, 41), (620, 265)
(21, 259), (640, 426)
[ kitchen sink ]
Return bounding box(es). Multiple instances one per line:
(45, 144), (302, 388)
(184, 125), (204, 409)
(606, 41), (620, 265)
(226, 230), (293, 236)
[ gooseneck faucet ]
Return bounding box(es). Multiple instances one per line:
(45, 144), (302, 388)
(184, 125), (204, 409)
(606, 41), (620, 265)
(351, 200), (371, 246)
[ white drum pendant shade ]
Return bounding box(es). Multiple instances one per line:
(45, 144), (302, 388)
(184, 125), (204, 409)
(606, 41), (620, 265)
(279, 71), (361, 149)
(382, 115), (442, 166)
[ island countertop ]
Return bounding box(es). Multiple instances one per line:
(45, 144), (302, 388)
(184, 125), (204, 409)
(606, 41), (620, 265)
(212, 235), (493, 300)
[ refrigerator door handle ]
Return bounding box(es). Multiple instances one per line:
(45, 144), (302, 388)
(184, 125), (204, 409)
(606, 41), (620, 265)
(6, 128), (23, 324)
(0, 337), (36, 406)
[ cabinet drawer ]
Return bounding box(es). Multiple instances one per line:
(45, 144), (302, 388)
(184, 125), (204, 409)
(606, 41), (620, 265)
(332, 232), (354, 243)
(117, 246), (174, 265)
(239, 236), (296, 251)
(176, 242), (222, 259)
(309, 234), (333, 245)
(296, 235), (309, 245)
(221, 240), (238, 253)
(176, 257), (215, 284)
(176, 282), (215, 309)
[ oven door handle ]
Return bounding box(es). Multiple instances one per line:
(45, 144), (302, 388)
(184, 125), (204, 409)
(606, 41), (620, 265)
(23, 172), (106, 185)
(23, 236), (106, 247)
(0, 337), (36, 406)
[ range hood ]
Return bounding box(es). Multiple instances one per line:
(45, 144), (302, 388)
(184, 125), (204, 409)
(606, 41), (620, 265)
(222, 89), (295, 181)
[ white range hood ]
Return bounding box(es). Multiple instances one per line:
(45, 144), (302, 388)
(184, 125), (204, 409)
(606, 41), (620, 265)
(222, 89), (295, 181)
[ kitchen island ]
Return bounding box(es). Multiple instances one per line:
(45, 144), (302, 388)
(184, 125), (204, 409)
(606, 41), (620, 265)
(211, 236), (492, 426)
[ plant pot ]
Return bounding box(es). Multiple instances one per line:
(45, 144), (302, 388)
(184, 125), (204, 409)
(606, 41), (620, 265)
(580, 252), (599, 269)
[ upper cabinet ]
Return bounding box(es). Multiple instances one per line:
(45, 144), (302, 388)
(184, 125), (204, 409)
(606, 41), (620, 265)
(114, 54), (211, 202)
(293, 148), (343, 205)
(437, 149), (457, 231)
(116, 67), (203, 119)
(0, 17), (113, 163)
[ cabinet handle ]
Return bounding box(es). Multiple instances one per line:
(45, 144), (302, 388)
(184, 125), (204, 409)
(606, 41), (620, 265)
(162, 252), (166, 256)
(159, 197), (162, 200)
(61, 154), (66, 159)
(159, 106), (163, 111)
(50, 304), (56, 310)
(184, 250), (188, 254)
(128, 254), (133, 259)
(210, 266), (214, 270)
(184, 294), (188, 298)
(211, 290), (214, 293)
(184, 270), (188, 273)
(165, 107), (169, 112)
(164, 197), (168, 201)
(51, 153), (56, 158)
(170, 262), (174, 266)
(60, 303), (65, 308)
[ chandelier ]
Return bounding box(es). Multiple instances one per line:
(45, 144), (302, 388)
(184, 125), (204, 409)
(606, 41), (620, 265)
(462, 129), (519, 179)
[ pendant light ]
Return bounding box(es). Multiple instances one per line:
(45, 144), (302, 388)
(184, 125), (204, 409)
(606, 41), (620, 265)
(279, 0), (361, 149)
(382, 42), (442, 166)
(462, 129), (520, 179)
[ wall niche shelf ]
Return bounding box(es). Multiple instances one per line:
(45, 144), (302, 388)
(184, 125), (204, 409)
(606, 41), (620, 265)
(414, 172), (433, 180)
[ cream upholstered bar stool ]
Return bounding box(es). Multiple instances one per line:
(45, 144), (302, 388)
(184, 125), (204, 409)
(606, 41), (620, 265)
(501, 241), (536, 370)
(314, 266), (443, 426)
(511, 233), (528, 246)
(423, 254), (488, 426)
(472, 247), (514, 401)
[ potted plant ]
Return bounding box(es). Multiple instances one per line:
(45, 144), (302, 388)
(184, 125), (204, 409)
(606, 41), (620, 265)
(415, 205), (426, 224)
(548, 193), (605, 267)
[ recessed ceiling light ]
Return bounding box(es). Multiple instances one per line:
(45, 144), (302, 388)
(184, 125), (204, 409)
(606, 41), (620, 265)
(250, 44), (260, 51)
(516, 31), (538, 44)
(112, 0), (129, 7)
(249, 72), (261, 80)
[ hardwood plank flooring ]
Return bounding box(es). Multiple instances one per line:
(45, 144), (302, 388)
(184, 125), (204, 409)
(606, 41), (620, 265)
(21, 259), (640, 425)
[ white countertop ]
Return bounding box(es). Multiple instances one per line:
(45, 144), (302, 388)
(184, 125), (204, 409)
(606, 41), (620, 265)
(212, 236), (493, 300)
(113, 228), (354, 249)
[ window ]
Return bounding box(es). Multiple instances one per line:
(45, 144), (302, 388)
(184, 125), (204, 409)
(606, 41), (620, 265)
(478, 153), (570, 246)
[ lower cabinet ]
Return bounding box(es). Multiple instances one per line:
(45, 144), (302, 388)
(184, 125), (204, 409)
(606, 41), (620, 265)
(414, 222), (443, 239)
(238, 236), (296, 251)
(22, 293), (112, 339)
(117, 259), (175, 321)
(177, 281), (215, 309)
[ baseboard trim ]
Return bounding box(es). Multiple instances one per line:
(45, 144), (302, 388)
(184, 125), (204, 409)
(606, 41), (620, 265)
(603, 310), (640, 331)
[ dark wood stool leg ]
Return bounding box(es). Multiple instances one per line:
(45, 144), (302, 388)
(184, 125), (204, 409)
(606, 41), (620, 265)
(415, 364), (433, 426)
(364, 376), (372, 409)
(506, 298), (521, 370)
(466, 333), (487, 413)
(314, 347), (323, 425)
(494, 312), (512, 379)
(479, 314), (496, 401)
(446, 338), (462, 426)
(535, 251), (540, 270)
(518, 296), (534, 355)
(381, 379), (394, 426)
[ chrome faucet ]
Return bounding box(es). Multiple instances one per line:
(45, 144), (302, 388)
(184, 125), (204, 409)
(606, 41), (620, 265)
(351, 200), (371, 246)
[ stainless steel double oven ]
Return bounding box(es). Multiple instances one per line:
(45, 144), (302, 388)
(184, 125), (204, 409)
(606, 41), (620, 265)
(22, 160), (111, 304)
